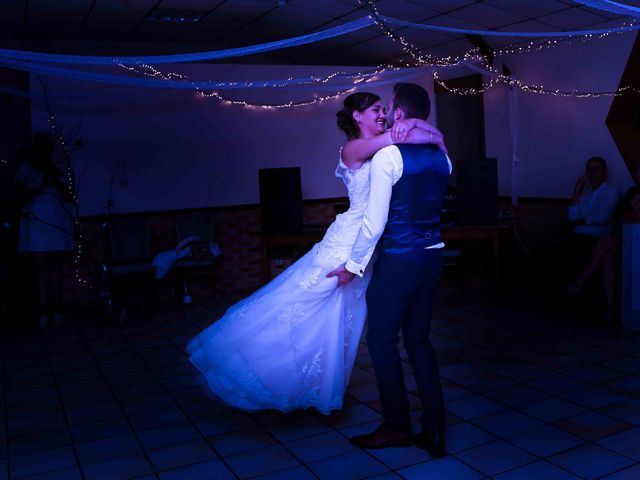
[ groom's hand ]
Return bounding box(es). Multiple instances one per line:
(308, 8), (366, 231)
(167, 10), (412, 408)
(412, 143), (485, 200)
(327, 264), (356, 287)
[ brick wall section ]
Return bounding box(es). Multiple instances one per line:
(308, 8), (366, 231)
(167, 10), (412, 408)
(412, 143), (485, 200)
(211, 207), (263, 297)
(62, 197), (570, 307)
(303, 202), (339, 226)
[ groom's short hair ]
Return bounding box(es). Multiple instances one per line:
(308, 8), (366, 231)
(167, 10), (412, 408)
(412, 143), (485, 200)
(392, 83), (430, 120)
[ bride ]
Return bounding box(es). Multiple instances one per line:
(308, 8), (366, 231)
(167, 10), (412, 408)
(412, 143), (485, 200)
(187, 91), (446, 415)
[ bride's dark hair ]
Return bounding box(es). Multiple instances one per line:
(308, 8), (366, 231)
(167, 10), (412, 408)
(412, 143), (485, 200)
(336, 92), (380, 140)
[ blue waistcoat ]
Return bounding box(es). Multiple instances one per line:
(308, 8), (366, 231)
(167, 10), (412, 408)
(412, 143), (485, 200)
(379, 144), (450, 255)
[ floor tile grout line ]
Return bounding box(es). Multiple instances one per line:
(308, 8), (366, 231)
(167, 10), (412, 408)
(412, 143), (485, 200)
(71, 322), (178, 478)
(290, 446), (390, 478)
(439, 397), (639, 479)
(324, 403), (489, 478)
(108, 305), (247, 480)
(592, 462), (640, 480)
(432, 377), (640, 476)
(61, 395), (243, 449)
(173, 303), (639, 479)
(453, 451), (540, 480)
(450, 368), (637, 433)
(433, 317), (635, 360)
(2, 362), (633, 420)
(406, 401), (546, 477)
(16, 465), (83, 480)
(438, 379), (640, 475)
(38, 329), (87, 480)
(358, 347), (638, 477)
(439, 347), (634, 422)
(225, 415), (323, 479)
(150, 304), (324, 479)
(59, 352), (639, 480)
(3, 301), (639, 480)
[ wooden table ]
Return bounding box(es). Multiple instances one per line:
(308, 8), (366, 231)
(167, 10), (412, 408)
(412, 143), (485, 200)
(441, 225), (508, 287)
(258, 224), (507, 285)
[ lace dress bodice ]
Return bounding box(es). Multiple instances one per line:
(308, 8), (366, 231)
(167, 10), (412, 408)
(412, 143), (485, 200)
(335, 159), (370, 213)
(315, 160), (370, 264)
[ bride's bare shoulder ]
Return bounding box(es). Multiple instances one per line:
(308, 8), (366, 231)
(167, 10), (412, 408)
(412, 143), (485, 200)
(340, 157), (365, 171)
(341, 141), (365, 170)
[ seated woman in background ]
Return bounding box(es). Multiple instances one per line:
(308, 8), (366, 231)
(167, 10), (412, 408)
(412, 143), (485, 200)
(566, 186), (640, 321)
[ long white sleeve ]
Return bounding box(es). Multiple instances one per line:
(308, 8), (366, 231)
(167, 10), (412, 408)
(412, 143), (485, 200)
(345, 147), (401, 276)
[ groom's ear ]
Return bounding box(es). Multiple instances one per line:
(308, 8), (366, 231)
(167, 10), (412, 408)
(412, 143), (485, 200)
(394, 107), (404, 122)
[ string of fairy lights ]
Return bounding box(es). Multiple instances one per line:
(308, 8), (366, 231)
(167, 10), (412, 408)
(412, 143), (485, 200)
(39, 80), (89, 286)
(118, 63), (188, 80)
(196, 86), (359, 109)
(433, 69), (639, 98)
(122, 64), (404, 109)
(360, 0), (640, 98)
(17, 0), (639, 286)
(356, 0), (478, 68)
(0, 0), (634, 103)
(112, 1), (640, 107)
(0, 5), (633, 108)
(118, 63), (395, 89)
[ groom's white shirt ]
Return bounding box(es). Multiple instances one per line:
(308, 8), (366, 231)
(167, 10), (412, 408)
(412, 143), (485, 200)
(345, 145), (452, 277)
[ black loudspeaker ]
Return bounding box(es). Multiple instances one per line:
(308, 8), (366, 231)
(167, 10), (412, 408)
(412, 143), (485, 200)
(259, 167), (303, 233)
(455, 158), (499, 226)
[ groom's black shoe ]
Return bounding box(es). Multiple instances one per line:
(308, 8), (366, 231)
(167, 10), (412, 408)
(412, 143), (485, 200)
(350, 425), (413, 449)
(414, 429), (447, 458)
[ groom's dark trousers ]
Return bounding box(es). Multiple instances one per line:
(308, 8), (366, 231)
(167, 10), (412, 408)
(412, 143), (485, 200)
(365, 248), (445, 435)
(363, 143), (449, 436)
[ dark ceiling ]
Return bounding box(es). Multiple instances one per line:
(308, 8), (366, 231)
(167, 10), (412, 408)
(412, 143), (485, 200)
(0, 0), (636, 65)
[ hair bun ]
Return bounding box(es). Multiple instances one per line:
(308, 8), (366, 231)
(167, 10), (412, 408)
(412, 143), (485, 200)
(336, 107), (350, 131)
(336, 92), (380, 139)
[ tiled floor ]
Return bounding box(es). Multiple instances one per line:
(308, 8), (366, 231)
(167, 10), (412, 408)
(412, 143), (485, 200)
(1, 297), (639, 480)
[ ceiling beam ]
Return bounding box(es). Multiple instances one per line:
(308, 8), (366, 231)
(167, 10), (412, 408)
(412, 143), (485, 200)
(466, 33), (513, 77)
(79, 0), (98, 34)
(21, 0), (30, 36)
(132, 0), (163, 34)
(213, 5), (281, 44)
(465, 33), (494, 66)
(172, 0), (228, 41)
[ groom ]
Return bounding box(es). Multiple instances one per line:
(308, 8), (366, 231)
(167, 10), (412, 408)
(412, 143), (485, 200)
(328, 83), (451, 457)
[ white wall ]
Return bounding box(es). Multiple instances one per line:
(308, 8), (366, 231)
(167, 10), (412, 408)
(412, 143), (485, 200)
(30, 65), (436, 215)
(483, 31), (638, 199)
(30, 31), (637, 215)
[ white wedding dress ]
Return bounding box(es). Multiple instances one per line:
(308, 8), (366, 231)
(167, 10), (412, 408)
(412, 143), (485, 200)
(188, 159), (372, 415)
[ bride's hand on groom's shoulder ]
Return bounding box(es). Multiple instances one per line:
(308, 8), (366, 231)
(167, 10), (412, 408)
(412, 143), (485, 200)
(327, 264), (356, 287)
(391, 120), (411, 143)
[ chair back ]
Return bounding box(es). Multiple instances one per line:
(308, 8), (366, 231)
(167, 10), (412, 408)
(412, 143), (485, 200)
(109, 217), (151, 263)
